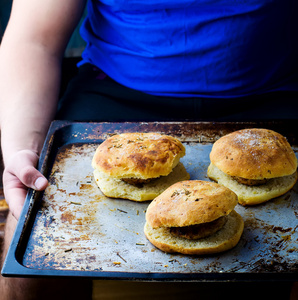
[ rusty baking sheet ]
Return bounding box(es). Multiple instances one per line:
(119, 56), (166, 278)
(2, 121), (298, 280)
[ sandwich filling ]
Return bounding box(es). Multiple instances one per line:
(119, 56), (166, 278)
(232, 176), (268, 186)
(121, 176), (158, 187)
(169, 216), (227, 240)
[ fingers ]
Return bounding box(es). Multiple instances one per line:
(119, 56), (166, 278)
(3, 178), (28, 220)
(5, 150), (48, 190)
(2, 149), (48, 219)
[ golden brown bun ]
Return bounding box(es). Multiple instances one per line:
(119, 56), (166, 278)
(92, 132), (185, 180)
(209, 128), (297, 180)
(144, 210), (244, 255)
(146, 180), (238, 228)
(93, 162), (190, 201)
(207, 163), (298, 206)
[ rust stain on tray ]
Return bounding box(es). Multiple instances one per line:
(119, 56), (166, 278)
(24, 143), (106, 271)
(61, 212), (76, 224)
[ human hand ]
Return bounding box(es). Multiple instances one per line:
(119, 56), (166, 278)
(3, 150), (48, 219)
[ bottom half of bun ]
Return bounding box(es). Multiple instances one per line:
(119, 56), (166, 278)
(144, 210), (244, 255)
(207, 163), (298, 206)
(93, 162), (190, 202)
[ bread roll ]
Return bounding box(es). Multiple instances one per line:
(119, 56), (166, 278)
(92, 132), (190, 201)
(92, 132), (186, 179)
(208, 128), (298, 205)
(144, 180), (244, 254)
(210, 128), (297, 179)
(146, 180), (238, 228)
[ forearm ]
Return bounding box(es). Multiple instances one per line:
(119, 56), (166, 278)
(0, 43), (61, 163)
(0, 0), (86, 164)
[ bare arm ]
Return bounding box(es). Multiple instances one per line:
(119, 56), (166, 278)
(0, 0), (86, 218)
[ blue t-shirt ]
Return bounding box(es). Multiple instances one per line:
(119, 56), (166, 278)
(79, 0), (298, 98)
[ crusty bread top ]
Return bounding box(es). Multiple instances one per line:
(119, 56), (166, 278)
(210, 128), (297, 179)
(92, 132), (185, 179)
(146, 180), (238, 228)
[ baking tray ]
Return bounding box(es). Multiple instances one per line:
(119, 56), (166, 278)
(2, 121), (298, 281)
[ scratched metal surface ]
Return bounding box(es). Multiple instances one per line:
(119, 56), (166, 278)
(9, 122), (298, 278)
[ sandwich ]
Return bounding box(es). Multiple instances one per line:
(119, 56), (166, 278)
(92, 132), (190, 201)
(144, 180), (244, 255)
(207, 128), (298, 206)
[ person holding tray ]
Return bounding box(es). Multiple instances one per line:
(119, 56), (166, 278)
(0, 0), (297, 299)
